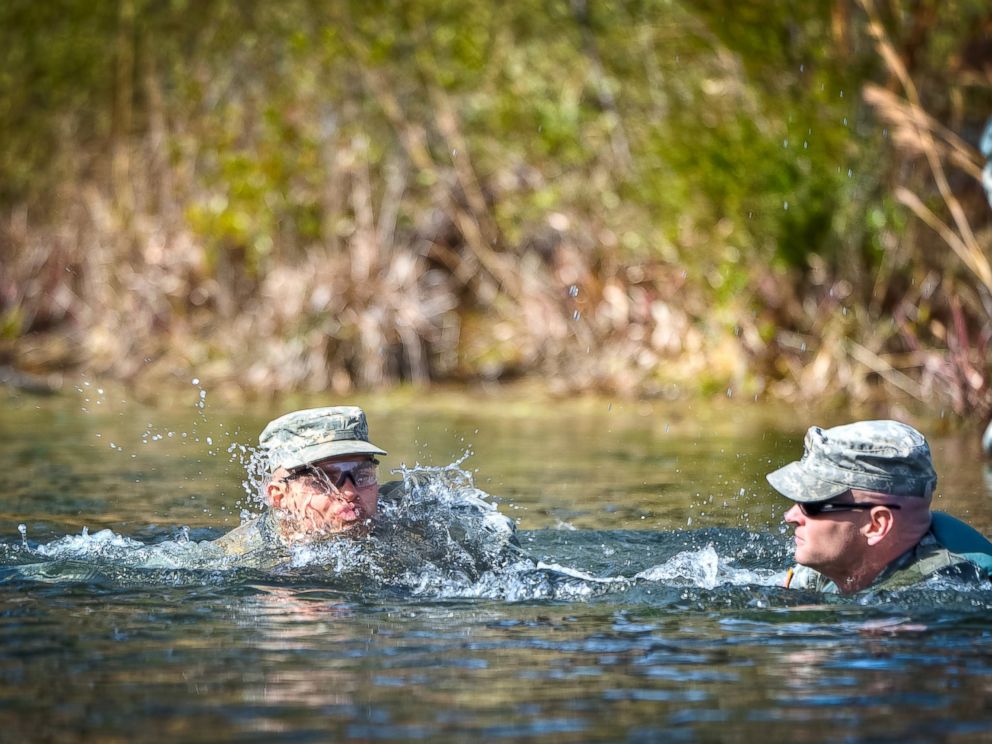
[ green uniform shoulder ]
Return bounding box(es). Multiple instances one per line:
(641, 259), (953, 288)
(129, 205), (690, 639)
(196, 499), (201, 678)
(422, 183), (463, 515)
(929, 511), (992, 574)
(208, 511), (289, 569)
(210, 514), (265, 556)
(871, 531), (982, 591)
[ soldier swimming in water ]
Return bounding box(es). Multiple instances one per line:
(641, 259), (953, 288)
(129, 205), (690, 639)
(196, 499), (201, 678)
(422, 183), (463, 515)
(769, 420), (992, 594)
(211, 406), (521, 580)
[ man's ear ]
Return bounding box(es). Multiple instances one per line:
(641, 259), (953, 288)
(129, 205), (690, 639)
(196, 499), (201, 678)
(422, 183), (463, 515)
(864, 507), (896, 546)
(267, 479), (287, 508)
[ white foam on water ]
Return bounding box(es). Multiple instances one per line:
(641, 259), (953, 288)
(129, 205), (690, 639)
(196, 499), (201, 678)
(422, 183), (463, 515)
(10, 463), (781, 599)
(534, 561), (624, 584)
(634, 544), (781, 589)
(35, 528), (144, 558)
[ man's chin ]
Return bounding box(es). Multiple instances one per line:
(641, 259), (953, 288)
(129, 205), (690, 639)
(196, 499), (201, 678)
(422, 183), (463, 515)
(793, 552), (829, 574)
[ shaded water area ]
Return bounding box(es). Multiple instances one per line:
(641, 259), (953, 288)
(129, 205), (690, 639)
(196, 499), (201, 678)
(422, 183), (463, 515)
(3, 386), (992, 742)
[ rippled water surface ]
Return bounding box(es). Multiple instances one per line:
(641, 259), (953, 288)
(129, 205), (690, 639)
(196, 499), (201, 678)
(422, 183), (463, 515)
(3, 388), (992, 742)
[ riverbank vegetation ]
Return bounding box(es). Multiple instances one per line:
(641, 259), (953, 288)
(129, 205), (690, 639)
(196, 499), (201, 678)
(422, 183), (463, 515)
(1, 0), (990, 418)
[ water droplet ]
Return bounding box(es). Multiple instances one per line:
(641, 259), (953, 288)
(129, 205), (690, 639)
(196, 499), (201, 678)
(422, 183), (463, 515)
(573, 310), (581, 320)
(783, 201), (789, 210)
(192, 378), (200, 385)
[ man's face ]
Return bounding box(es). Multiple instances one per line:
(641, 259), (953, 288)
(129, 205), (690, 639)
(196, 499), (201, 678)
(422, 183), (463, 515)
(267, 455), (380, 539)
(783, 500), (868, 580)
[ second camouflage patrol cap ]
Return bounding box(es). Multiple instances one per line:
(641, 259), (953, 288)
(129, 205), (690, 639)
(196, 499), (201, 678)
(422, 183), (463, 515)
(766, 420), (937, 503)
(259, 406), (387, 471)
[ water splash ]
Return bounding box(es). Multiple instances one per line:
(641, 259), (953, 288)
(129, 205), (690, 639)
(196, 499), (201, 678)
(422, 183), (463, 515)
(634, 545), (779, 589)
(5, 468), (989, 607)
(34, 528), (144, 558)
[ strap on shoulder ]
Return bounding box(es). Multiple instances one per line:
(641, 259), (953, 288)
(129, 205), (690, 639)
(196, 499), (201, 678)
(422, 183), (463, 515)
(930, 511), (992, 574)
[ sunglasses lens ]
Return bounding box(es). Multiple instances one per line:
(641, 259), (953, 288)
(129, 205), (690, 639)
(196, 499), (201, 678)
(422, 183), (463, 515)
(316, 461), (378, 488)
(352, 462), (378, 487)
(287, 460), (378, 489)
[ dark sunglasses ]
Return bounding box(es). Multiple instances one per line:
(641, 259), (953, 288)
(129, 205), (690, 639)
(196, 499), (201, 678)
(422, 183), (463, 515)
(282, 459), (379, 489)
(798, 500), (902, 517)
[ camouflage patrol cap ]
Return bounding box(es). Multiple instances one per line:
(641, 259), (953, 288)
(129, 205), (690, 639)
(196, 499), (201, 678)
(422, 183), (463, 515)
(766, 420), (937, 503)
(259, 406), (386, 472)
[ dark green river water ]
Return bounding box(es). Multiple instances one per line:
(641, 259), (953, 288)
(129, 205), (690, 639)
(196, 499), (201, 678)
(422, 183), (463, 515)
(2, 384), (992, 742)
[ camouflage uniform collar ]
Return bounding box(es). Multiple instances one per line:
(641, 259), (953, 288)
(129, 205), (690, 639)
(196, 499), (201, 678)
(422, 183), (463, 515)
(866, 531), (939, 589)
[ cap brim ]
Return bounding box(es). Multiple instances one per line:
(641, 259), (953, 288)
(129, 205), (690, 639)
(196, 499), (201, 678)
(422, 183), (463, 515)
(766, 461), (850, 503)
(277, 440), (387, 471)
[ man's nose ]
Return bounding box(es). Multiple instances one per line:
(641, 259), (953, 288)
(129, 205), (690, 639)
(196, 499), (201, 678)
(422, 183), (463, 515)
(783, 504), (803, 524)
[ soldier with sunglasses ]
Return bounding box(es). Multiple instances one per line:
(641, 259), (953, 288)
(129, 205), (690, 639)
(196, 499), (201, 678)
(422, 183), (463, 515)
(212, 406), (404, 565)
(768, 420), (992, 594)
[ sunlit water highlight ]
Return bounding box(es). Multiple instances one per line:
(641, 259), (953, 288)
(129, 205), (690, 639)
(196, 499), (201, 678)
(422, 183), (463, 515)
(3, 392), (992, 741)
(3, 464), (791, 602)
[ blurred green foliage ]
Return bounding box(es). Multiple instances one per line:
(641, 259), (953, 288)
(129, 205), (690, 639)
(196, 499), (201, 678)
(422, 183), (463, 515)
(1, 0), (990, 406)
(0, 0), (874, 272)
